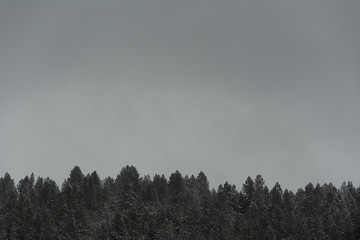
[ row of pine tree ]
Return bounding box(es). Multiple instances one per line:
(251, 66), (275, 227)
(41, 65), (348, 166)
(1, 166), (360, 239)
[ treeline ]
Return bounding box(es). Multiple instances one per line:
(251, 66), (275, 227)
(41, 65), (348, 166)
(1, 166), (360, 239)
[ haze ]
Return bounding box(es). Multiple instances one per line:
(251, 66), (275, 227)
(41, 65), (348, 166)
(1, 1), (359, 190)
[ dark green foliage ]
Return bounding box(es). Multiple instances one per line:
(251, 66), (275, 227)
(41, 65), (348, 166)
(0, 173), (18, 239)
(1, 167), (360, 239)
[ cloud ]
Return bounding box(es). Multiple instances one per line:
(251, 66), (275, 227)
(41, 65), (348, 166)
(0, 0), (359, 190)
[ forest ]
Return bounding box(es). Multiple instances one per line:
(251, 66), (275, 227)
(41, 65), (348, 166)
(1, 165), (360, 239)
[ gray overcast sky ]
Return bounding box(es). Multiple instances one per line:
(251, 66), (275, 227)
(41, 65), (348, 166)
(1, 1), (359, 190)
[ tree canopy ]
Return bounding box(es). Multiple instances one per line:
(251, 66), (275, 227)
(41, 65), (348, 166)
(1, 166), (360, 239)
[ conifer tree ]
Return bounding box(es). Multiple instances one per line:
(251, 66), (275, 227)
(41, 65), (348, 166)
(2, 166), (360, 238)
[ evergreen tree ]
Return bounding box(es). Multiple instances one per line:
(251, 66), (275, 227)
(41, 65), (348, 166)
(153, 174), (168, 204)
(282, 189), (295, 238)
(269, 182), (284, 238)
(0, 173), (18, 239)
(2, 166), (360, 239)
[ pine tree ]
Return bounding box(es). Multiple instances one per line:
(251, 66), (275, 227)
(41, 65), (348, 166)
(2, 166), (360, 239)
(269, 182), (284, 238)
(153, 174), (168, 204)
(0, 173), (18, 239)
(282, 189), (295, 238)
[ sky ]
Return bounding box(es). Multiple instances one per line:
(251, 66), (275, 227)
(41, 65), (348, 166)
(0, 1), (359, 191)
